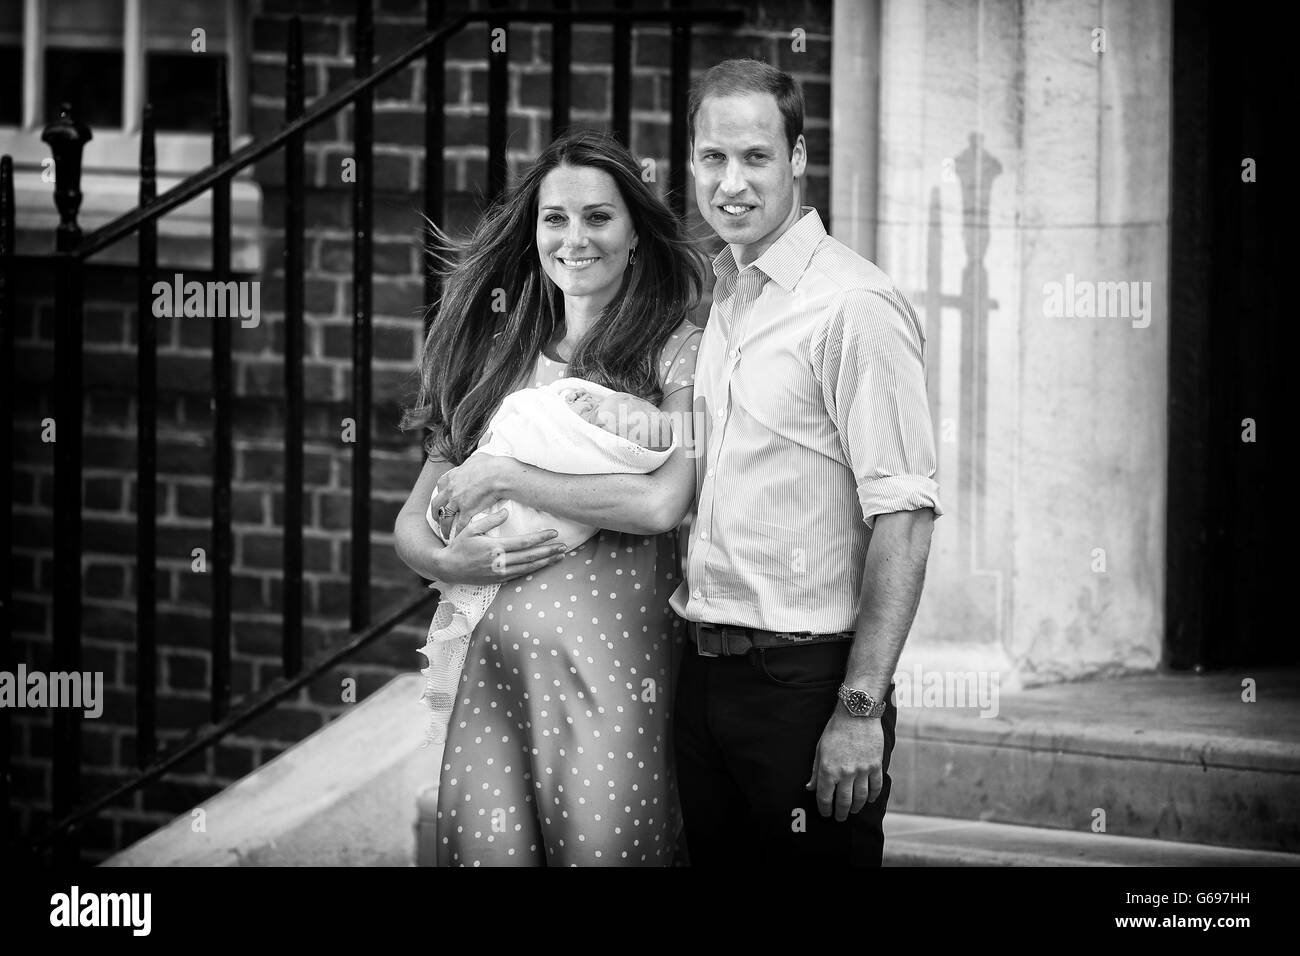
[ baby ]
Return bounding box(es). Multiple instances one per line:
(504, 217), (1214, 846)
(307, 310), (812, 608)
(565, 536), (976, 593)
(420, 376), (678, 745)
(559, 385), (674, 451)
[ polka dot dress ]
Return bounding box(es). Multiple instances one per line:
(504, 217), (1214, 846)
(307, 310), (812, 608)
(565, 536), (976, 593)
(436, 320), (703, 867)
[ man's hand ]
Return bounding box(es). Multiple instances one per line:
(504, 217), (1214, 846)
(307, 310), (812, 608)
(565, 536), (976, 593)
(429, 453), (517, 524)
(805, 709), (885, 821)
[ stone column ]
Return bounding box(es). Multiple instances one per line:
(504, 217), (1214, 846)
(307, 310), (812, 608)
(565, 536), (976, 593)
(830, 0), (882, 261)
(863, 0), (1170, 688)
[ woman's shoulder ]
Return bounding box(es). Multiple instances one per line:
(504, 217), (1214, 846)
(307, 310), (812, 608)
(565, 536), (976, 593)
(666, 317), (703, 343)
(657, 319), (704, 395)
(658, 319), (703, 364)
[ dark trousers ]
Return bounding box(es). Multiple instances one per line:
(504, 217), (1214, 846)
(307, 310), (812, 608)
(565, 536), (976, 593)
(673, 636), (897, 866)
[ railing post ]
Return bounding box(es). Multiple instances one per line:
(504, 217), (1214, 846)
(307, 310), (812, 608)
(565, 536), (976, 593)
(136, 104), (159, 764)
(668, 1), (692, 219)
(41, 103), (92, 865)
(550, 0), (571, 139)
(612, 0), (632, 145)
(1, 154), (15, 857)
(212, 58), (234, 718)
(487, 0), (508, 201)
(43, 104), (92, 256)
(283, 17), (306, 677)
(351, 0), (374, 632)
(423, 0), (445, 335)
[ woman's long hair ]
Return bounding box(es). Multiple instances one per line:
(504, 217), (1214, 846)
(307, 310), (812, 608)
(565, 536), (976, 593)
(399, 129), (706, 465)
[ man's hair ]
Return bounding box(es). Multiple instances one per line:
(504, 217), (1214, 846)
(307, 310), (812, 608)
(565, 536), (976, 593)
(687, 58), (805, 154)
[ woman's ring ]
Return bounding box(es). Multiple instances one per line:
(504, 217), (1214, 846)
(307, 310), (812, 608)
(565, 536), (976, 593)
(437, 505), (455, 520)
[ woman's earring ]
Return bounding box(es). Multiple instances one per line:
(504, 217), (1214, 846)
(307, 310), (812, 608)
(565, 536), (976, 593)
(628, 246), (638, 266)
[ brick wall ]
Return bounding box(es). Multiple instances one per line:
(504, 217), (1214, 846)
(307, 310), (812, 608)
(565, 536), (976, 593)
(6, 0), (833, 862)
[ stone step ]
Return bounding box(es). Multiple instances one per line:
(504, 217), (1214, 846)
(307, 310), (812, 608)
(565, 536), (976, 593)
(104, 674), (441, 866)
(887, 668), (1300, 853)
(884, 812), (1300, 866)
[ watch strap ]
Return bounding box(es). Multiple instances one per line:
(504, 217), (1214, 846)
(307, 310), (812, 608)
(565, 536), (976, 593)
(837, 683), (887, 718)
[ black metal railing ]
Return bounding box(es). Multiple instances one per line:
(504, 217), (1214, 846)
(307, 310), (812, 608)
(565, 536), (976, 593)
(1, 154), (15, 861)
(0, 0), (743, 865)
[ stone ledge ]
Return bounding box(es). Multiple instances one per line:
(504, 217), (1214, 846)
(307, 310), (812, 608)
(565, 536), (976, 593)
(899, 670), (1300, 771)
(884, 812), (1300, 867)
(890, 670), (1300, 853)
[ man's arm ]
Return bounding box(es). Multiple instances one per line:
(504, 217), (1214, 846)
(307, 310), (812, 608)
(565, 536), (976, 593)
(807, 507), (933, 821)
(815, 286), (942, 683)
(807, 287), (943, 820)
(842, 507), (934, 697)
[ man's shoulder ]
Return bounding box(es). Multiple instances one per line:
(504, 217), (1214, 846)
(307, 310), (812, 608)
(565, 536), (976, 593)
(801, 238), (919, 343)
(801, 238), (925, 359)
(803, 235), (900, 298)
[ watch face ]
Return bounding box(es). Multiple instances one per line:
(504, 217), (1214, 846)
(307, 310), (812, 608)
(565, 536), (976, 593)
(847, 690), (871, 714)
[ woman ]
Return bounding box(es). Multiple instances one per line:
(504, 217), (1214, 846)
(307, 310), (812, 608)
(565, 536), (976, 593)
(395, 129), (705, 866)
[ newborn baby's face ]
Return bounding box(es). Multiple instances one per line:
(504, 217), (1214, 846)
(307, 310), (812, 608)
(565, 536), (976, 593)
(561, 387), (672, 450)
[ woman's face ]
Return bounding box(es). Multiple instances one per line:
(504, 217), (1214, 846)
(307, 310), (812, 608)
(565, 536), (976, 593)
(536, 164), (638, 304)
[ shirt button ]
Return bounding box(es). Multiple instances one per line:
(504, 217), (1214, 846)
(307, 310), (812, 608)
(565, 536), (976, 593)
(729, 349), (738, 358)
(706, 469), (715, 478)
(692, 590), (702, 599)
(717, 408), (725, 418)
(700, 531), (708, 540)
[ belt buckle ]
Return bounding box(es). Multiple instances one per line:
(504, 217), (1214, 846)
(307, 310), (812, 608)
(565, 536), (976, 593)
(695, 623), (751, 657)
(695, 622), (721, 658)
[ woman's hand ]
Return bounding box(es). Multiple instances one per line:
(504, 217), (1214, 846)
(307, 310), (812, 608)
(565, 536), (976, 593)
(432, 508), (569, 586)
(430, 452), (518, 527)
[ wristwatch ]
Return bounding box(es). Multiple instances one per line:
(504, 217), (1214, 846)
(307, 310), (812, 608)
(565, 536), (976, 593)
(837, 684), (887, 718)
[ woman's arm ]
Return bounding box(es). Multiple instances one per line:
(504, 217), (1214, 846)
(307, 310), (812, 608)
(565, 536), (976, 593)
(395, 453), (571, 584)
(433, 385), (699, 536)
(393, 454), (455, 580)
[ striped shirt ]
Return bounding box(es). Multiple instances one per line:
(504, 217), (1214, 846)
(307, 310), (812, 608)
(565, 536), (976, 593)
(668, 206), (944, 633)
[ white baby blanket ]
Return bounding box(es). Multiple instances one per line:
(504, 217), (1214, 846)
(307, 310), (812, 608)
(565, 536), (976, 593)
(418, 377), (676, 746)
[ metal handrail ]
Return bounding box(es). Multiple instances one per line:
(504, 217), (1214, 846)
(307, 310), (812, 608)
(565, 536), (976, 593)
(74, 6), (743, 261)
(24, 586), (441, 853)
(3, 0), (744, 866)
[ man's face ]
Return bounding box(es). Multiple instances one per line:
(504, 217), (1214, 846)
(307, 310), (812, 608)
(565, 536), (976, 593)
(690, 93), (807, 267)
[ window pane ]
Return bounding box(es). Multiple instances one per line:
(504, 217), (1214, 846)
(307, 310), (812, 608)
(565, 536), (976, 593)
(146, 52), (220, 132)
(145, 0), (228, 52)
(48, 0), (124, 48)
(45, 49), (124, 127)
(0, 47), (20, 124)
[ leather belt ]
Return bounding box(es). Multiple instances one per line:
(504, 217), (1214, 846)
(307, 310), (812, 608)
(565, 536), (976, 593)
(692, 622), (854, 658)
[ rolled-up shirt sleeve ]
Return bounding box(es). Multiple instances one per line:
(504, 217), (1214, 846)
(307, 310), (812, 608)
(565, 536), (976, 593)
(815, 287), (944, 529)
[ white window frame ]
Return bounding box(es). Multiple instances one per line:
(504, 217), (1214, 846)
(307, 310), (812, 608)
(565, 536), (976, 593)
(1, 0), (263, 270)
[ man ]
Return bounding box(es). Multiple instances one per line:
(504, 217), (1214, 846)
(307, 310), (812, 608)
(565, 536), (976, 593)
(669, 59), (943, 867)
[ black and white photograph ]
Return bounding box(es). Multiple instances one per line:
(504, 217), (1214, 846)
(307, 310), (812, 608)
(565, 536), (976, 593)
(0, 0), (1292, 926)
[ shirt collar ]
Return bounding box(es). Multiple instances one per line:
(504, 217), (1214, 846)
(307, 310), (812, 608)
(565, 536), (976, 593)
(709, 206), (826, 294)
